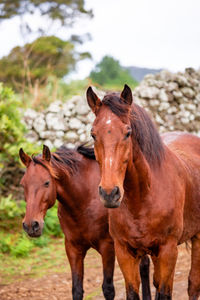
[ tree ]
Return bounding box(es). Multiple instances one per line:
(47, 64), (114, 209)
(0, 35), (91, 92)
(0, 1), (92, 34)
(90, 56), (138, 89)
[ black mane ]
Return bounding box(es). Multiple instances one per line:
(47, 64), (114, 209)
(77, 144), (95, 160)
(32, 145), (95, 176)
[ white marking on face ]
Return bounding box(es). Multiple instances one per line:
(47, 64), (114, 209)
(109, 158), (113, 167)
(106, 119), (111, 124)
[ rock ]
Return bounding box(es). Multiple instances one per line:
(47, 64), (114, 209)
(75, 101), (89, 115)
(159, 89), (169, 102)
(47, 101), (62, 113)
(24, 109), (38, 129)
(180, 87), (195, 99)
(55, 131), (64, 138)
(174, 74), (189, 87)
(68, 118), (83, 130)
(149, 99), (160, 107)
(158, 102), (170, 111)
(46, 113), (66, 131)
(66, 143), (75, 149)
(158, 70), (175, 82)
(173, 90), (183, 99)
(139, 86), (159, 99)
(65, 131), (78, 142)
(53, 139), (63, 148)
(25, 130), (39, 143)
(39, 131), (55, 140)
(167, 106), (177, 114)
(166, 82), (179, 92)
(80, 133), (86, 142)
(33, 114), (46, 132)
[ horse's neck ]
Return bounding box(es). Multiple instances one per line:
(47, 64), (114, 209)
(123, 147), (152, 209)
(56, 155), (96, 213)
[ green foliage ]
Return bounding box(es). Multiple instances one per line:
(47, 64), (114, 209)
(10, 234), (34, 257)
(0, 83), (26, 164)
(0, 195), (24, 220)
(43, 204), (63, 237)
(0, 1), (92, 27)
(0, 83), (38, 168)
(0, 235), (12, 254)
(0, 36), (91, 92)
(90, 55), (138, 90)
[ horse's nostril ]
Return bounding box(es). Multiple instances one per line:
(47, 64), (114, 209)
(111, 186), (120, 201)
(23, 222), (29, 232)
(99, 186), (103, 196)
(32, 221), (40, 232)
(99, 186), (121, 202)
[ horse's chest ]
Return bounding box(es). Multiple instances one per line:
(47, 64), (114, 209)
(109, 208), (163, 256)
(109, 210), (150, 246)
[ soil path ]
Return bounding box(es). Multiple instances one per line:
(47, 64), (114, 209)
(0, 244), (191, 299)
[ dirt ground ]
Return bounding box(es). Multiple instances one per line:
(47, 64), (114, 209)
(0, 244), (191, 300)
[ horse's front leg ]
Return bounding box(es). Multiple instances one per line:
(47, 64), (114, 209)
(188, 233), (200, 300)
(65, 238), (87, 300)
(152, 238), (178, 300)
(140, 255), (152, 300)
(115, 240), (141, 300)
(98, 239), (115, 300)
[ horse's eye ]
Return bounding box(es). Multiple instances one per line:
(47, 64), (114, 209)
(44, 181), (50, 187)
(91, 133), (96, 141)
(125, 130), (132, 139)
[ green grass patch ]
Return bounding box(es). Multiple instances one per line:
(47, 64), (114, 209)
(0, 237), (68, 284)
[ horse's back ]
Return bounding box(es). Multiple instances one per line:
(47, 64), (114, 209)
(162, 131), (200, 242)
(162, 131), (200, 159)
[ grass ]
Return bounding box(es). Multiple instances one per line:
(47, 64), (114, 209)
(0, 237), (68, 285)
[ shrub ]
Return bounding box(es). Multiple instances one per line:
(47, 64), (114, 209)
(43, 204), (63, 237)
(0, 195), (23, 220)
(10, 234), (34, 257)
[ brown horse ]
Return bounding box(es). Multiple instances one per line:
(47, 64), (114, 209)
(87, 84), (200, 300)
(19, 144), (151, 300)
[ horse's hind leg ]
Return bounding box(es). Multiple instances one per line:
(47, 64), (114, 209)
(65, 238), (87, 300)
(188, 233), (200, 300)
(99, 240), (115, 300)
(140, 255), (151, 300)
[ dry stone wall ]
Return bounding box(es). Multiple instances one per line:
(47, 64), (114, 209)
(23, 68), (200, 149)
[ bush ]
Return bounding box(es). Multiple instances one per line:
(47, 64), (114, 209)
(10, 234), (34, 257)
(0, 82), (39, 166)
(43, 204), (63, 237)
(0, 195), (24, 220)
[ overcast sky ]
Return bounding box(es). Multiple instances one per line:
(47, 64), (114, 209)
(0, 0), (200, 79)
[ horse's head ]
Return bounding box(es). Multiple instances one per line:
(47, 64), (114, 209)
(87, 85), (133, 208)
(19, 145), (57, 237)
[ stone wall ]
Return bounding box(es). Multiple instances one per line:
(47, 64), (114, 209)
(24, 68), (200, 148)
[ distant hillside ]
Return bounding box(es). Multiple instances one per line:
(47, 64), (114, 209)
(126, 66), (162, 82)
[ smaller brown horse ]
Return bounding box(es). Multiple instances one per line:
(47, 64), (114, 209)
(19, 145), (115, 300)
(19, 145), (151, 300)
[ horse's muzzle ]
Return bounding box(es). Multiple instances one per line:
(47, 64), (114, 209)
(99, 186), (121, 208)
(23, 220), (43, 237)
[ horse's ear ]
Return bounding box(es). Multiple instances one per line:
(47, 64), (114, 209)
(43, 145), (51, 162)
(86, 86), (102, 115)
(19, 148), (31, 167)
(120, 84), (133, 105)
